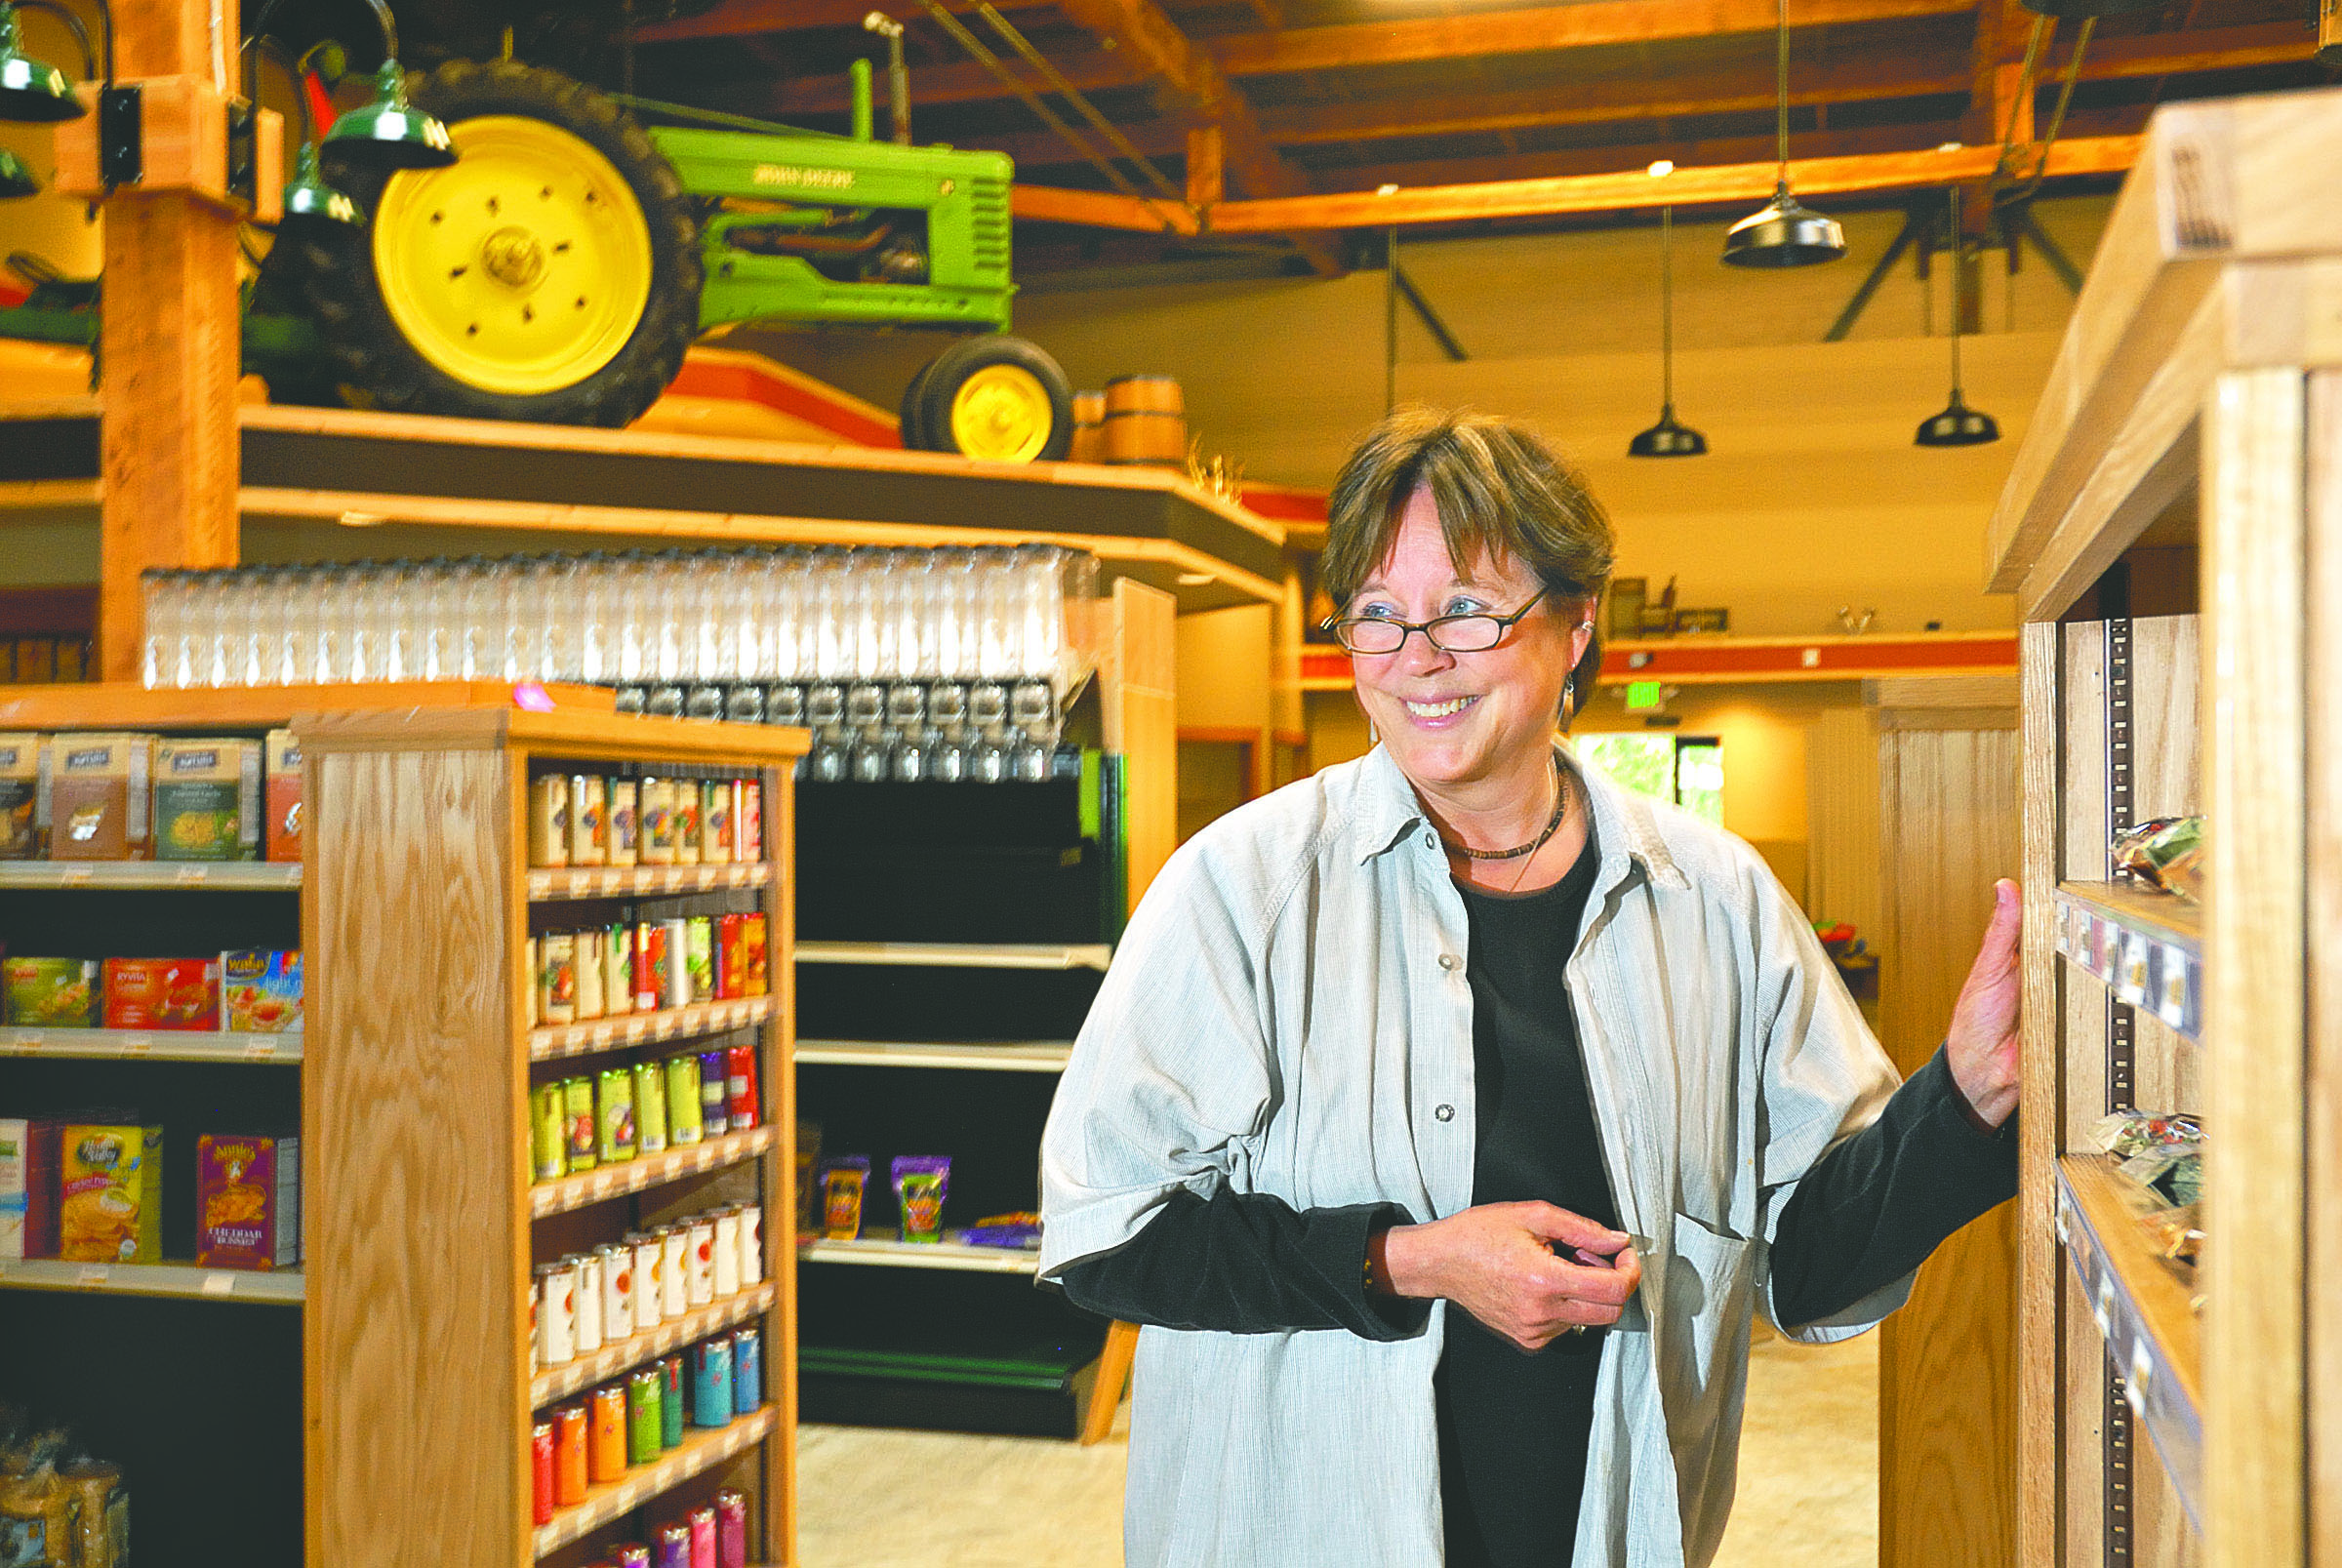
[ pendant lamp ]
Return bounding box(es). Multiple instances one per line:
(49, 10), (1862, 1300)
(1722, 0), (1844, 267)
(322, 0), (454, 171)
(1916, 188), (2000, 448)
(280, 139), (361, 233)
(0, 2), (85, 123)
(1630, 205), (1707, 458)
(0, 144), (35, 196)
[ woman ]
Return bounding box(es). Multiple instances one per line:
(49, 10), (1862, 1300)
(1037, 410), (2020, 1568)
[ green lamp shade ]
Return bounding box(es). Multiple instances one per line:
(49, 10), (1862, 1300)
(280, 141), (360, 231)
(1915, 391), (2000, 447)
(1722, 181), (1846, 268)
(0, 11), (82, 124)
(324, 60), (455, 171)
(0, 143), (37, 196)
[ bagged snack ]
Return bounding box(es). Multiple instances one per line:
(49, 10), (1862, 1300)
(2087, 1109), (2201, 1160)
(2111, 816), (2204, 903)
(0, 735), (38, 860)
(59, 1125), (163, 1264)
(955, 1210), (1042, 1250)
(154, 738), (262, 861)
(102, 957), (221, 1030)
(222, 949), (303, 1032)
(891, 1155), (950, 1243)
(4, 959), (100, 1028)
(820, 1156), (868, 1241)
(2121, 1144), (2203, 1208)
(46, 734), (154, 861)
(197, 1132), (301, 1269)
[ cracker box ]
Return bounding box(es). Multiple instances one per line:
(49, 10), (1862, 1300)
(48, 733), (154, 860)
(196, 1132), (300, 1270)
(0, 1117), (60, 1261)
(4, 957), (101, 1027)
(102, 957), (222, 1031)
(222, 949), (302, 1033)
(0, 733), (40, 860)
(154, 738), (262, 862)
(264, 730), (303, 863)
(59, 1124), (163, 1265)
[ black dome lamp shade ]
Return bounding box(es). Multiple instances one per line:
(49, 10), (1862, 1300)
(1916, 189), (2001, 448)
(1630, 202), (1708, 458)
(1721, 0), (1844, 268)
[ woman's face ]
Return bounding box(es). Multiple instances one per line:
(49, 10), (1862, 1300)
(1347, 488), (1592, 796)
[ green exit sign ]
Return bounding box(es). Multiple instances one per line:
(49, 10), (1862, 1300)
(1625, 680), (1664, 711)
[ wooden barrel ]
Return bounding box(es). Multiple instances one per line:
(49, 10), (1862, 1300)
(1069, 390), (1106, 464)
(1102, 375), (1187, 466)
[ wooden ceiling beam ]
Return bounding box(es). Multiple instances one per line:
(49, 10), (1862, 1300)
(637, 0), (1052, 43)
(1208, 0), (1974, 77)
(1049, 0), (1348, 275)
(758, 49), (1141, 119)
(1197, 135), (2140, 231)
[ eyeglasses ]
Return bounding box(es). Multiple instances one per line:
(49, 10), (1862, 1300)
(1323, 588), (1549, 656)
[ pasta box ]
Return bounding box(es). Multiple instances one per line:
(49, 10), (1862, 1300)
(0, 1117), (60, 1261)
(0, 733), (40, 860)
(102, 957), (221, 1031)
(222, 949), (302, 1033)
(154, 738), (262, 862)
(48, 734), (154, 861)
(59, 1124), (163, 1265)
(4, 957), (101, 1027)
(196, 1133), (301, 1270)
(264, 730), (302, 863)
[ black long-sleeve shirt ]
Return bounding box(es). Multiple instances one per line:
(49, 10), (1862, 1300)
(1058, 835), (2017, 1565)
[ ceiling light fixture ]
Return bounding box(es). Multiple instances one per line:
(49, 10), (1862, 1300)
(0, 0), (97, 124)
(1722, 0), (1844, 267)
(1915, 188), (2000, 448)
(1630, 205), (1708, 459)
(320, 0), (454, 171)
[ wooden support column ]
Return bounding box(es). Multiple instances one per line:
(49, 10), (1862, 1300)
(1186, 125), (1224, 210)
(98, 0), (244, 680)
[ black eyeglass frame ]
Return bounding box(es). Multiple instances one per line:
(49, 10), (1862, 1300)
(1321, 588), (1551, 655)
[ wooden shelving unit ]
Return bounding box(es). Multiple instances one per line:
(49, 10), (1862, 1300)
(0, 1259), (305, 1303)
(1989, 88), (2342, 1568)
(300, 704), (807, 1568)
(1, 1026), (303, 1063)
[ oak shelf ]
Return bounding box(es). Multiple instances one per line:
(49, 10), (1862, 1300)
(0, 860), (302, 890)
(526, 862), (772, 902)
(0, 1259), (303, 1303)
(793, 1038), (1073, 1073)
(794, 941), (1112, 972)
(798, 1236), (1040, 1275)
(532, 1282), (777, 1409)
(529, 997), (776, 1063)
(531, 1406), (779, 1557)
(2055, 882), (2202, 1039)
(530, 1127), (779, 1220)
(0, 1026), (302, 1063)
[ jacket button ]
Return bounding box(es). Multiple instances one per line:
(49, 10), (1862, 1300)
(1434, 1104), (1455, 1122)
(1423, 831), (1437, 849)
(1437, 953), (1461, 972)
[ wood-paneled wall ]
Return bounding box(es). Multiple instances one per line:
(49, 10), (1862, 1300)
(1873, 683), (2020, 1568)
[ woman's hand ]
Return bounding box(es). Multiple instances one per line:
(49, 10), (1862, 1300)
(1946, 877), (2023, 1131)
(1380, 1202), (1640, 1352)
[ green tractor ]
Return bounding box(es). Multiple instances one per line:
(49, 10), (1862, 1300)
(6, 20), (1077, 462)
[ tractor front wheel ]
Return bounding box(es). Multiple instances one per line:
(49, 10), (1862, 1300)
(299, 60), (701, 427)
(911, 336), (1073, 463)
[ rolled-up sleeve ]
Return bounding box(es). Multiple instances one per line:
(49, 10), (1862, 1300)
(1038, 837), (1281, 1282)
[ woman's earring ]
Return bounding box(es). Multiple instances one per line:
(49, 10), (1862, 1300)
(1563, 673), (1575, 716)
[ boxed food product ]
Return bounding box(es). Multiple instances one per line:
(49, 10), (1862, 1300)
(59, 1124), (163, 1264)
(0, 1117), (61, 1260)
(196, 1132), (300, 1269)
(4, 958), (100, 1027)
(264, 729), (303, 863)
(47, 734), (154, 861)
(0, 733), (40, 860)
(102, 957), (222, 1030)
(222, 949), (302, 1033)
(154, 737), (262, 862)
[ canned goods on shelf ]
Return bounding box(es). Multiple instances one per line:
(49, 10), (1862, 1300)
(629, 1230), (664, 1333)
(633, 1059), (669, 1156)
(529, 775), (568, 868)
(640, 776), (675, 866)
(608, 777), (640, 868)
(537, 1261), (576, 1368)
(530, 1422), (553, 1526)
(733, 1326), (762, 1418)
(599, 1240), (634, 1344)
(552, 1404), (588, 1508)
(659, 1355), (686, 1449)
(587, 1385), (627, 1483)
(563, 1076), (596, 1175)
(686, 1218), (716, 1308)
(532, 1084), (567, 1183)
(573, 1250), (605, 1355)
(702, 778), (732, 864)
(596, 1065), (638, 1165)
(666, 1054), (705, 1146)
(716, 1487), (750, 1568)
(738, 1203), (762, 1288)
(660, 1226), (690, 1320)
(626, 1366), (665, 1466)
(691, 1335), (734, 1427)
(712, 1209), (741, 1299)
(672, 781), (703, 867)
(569, 773), (605, 866)
(698, 1051), (729, 1139)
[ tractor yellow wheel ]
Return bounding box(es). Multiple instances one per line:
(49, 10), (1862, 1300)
(948, 363), (1056, 463)
(372, 114), (654, 396)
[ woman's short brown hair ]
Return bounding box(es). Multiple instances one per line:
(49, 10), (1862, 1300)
(1321, 409), (1616, 611)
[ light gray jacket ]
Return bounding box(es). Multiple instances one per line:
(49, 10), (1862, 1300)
(1038, 743), (1905, 1568)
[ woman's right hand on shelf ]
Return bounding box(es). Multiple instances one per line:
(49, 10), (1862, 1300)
(1381, 1202), (1639, 1351)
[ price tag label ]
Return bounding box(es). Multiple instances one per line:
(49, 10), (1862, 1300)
(625, 1018), (647, 1043)
(592, 1022), (617, 1048)
(11, 1031), (39, 1054)
(2118, 932), (2151, 1005)
(591, 1171), (616, 1199)
(120, 1034), (151, 1057)
(528, 872), (550, 900)
(2160, 944), (2192, 1030)
(696, 868), (717, 891)
(244, 1038), (277, 1060)
(76, 1266), (109, 1288)
(59, 866), (91, 886)
(2054, 903), (2072, 957)
(174, 864), (208, 884)
(202, 1271), (234, 1297)
(599, 869), (623, 897)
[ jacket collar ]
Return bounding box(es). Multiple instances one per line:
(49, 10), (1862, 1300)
(1352, 739), (1690, 894)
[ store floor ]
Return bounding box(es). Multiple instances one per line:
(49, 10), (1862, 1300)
(794, 1325), (1878, 1567)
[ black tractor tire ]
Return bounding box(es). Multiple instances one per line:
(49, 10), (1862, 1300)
(913, 335), (1074, 463)
(297, 59), (702, 427)
(898, 354), (940, 451)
